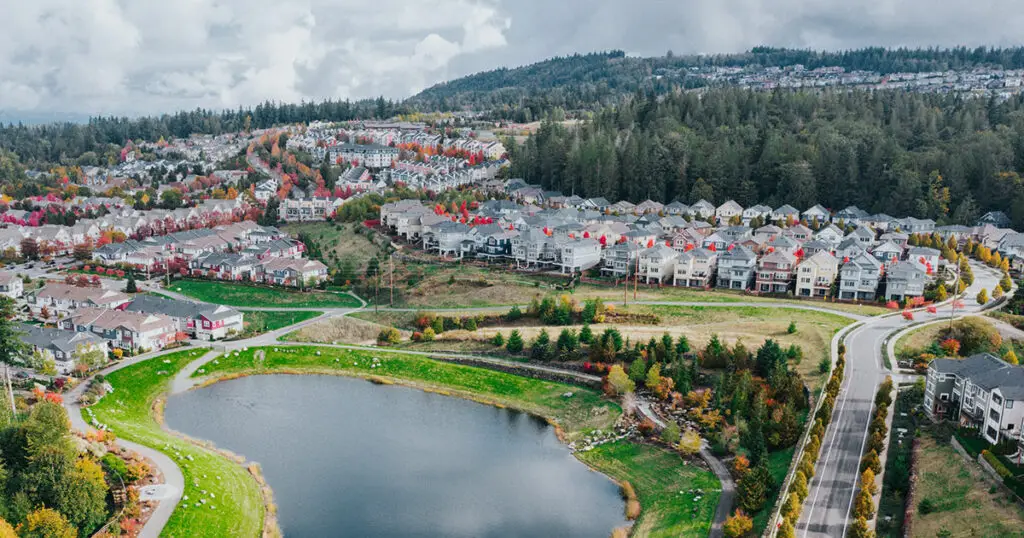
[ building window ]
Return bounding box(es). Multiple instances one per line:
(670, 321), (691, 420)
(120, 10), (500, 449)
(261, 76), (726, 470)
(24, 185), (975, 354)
(994, 394), (1004, 406)
(940, 394), (948, 401)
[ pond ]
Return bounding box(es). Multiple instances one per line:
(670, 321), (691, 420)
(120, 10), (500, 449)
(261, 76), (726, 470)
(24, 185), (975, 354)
(164, 374), (627, 538)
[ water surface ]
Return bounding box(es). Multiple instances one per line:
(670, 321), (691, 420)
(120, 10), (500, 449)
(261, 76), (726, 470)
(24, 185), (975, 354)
(165, 374), (627, 537)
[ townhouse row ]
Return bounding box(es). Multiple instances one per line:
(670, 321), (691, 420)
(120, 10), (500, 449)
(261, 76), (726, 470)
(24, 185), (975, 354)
(381, 195), (998, 301)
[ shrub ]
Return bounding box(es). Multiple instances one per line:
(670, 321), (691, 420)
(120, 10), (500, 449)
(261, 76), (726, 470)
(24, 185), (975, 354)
(660, 422), (681, 445)
(787, 321), (797, 334)
(491, 332), (504, 347)
(853, 486), (875, 519)
(918, 498), (936, 514)
(678, 429), (702, 456)
(818, 356), (830, 374)
(421, 327), (436, 342)
(982, 450), (1013, 479)
(605, 364), (635, 396)
(977, 288), (989, 304)
(376, 327), (401, 345)
(1004, 349), (1019, 365)
(506, 305), (522, 321)
(463, 317), (477, 331)
(722, 510), (753, 538)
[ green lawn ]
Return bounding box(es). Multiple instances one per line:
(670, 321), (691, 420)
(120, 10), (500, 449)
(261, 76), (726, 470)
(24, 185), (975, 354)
(236, 310), (321, 337)
(87, 348), (264, 538)
(167, 280), (361, 308)
(751, 447), (797, 534)
(576, 441), (719, 538)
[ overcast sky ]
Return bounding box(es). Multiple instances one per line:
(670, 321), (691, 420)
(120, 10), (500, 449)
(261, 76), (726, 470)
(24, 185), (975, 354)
(2, 0), (1023, 119)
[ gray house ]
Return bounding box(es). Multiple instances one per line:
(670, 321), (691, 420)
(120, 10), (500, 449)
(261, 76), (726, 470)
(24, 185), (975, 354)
(926, 353), (1024, 444)
(716, 246), (757, 290)
(884, 261), (927, 301)
(839, 251), (883, 300)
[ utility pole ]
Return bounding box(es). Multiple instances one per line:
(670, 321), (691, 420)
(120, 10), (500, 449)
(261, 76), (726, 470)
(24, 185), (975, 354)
(389, 253), (394, 307)
(950, 263), (962, 330)
(634, 243), (640, 301)
(4, 365), (14, 416)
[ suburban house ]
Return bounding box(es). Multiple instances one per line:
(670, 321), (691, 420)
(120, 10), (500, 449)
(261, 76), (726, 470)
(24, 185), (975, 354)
(664, 201), (689, 216)
(884, 261), (927, 301)
(689, 199), (716, 220)
(802, 204), (831, 223)
(907, 246), (941, 275)
(978, 211), (1012, 229)
(716, 246), (757, 290)
(556, 238), (602, 274)
(796, 251), (839, 298)
(28, 285), (132, 318)
(870, 241), (904, 266)
(925, 353), (1024, 445)
(673, 248), (718, 288)
(771, 204), (800, 223)
(123, 295), (244, 340)
(255, 258), (329, 287)
(755, 250), (797, 294)
(715, 200), (743, 225)
(601, 242), (639, 278)
(61, 307), (176, 352)
(742, 204), (773, 225)
(839, 252), (883, 301)
(19, 323), (105, 374)
(0, 272), (23, 299)
(638, 245), (679, 284)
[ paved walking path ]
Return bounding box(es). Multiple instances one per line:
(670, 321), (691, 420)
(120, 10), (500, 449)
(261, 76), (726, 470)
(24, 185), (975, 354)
(636, 400), (734, 538)
(64, 347), (211, 538)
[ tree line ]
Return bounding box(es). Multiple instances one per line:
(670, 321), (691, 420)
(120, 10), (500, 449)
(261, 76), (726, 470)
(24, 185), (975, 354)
(507, 88), (1024, 228)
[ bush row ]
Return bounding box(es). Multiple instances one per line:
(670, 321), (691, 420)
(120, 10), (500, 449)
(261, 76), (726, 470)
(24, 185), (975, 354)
(845, 376), (894, 538)
(770, 343), (847, 538)
(982, 449), (1013, 480)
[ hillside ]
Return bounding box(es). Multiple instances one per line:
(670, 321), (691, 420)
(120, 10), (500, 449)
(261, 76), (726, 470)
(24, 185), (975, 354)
(409, 46), (1024, 120)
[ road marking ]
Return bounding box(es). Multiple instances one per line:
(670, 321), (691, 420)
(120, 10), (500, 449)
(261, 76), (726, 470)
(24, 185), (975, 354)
(801, 330), (860, 538)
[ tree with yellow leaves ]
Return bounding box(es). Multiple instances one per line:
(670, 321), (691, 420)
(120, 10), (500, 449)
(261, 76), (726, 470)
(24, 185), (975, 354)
(860, 468), (877, 496)
(678, 429), (702, 456)
(722, 510), (752, 538)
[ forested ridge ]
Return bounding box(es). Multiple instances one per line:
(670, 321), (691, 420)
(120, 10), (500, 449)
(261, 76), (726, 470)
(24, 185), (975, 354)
(506, 88), (1024, 228)
(409, 46), (1024, 119)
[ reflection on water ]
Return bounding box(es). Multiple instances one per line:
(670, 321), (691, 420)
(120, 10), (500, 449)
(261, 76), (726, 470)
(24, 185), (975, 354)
(165, 374), (626, 538)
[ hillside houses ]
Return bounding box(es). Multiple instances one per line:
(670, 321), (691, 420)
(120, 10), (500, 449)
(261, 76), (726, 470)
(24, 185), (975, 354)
(379, 186), (1019, 303)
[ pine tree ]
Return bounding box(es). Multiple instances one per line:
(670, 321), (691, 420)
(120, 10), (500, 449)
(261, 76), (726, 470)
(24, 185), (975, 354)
(506, 330), (524, 353)
(530, 329), (552, 361)
(579, 324), (593, 344)
(737, 463), (772, 513)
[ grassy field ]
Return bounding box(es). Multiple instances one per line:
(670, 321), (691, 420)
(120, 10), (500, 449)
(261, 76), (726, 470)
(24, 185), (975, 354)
(87, 348), (264, 538)
(237, 310), (321, 337)
(351, 305), (850, 392)
(366, 261), (888, 315)
(576, 442), (720, 538)
(910, 436), (1024, 538)
(167, 279), (361, 308)
(281, 222), (382, 276)
(752, 447), (797, 534)
(284, 315), (404, 344)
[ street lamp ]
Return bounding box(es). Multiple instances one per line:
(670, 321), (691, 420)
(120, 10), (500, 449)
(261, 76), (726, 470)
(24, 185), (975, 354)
(949, 260), (962, 330)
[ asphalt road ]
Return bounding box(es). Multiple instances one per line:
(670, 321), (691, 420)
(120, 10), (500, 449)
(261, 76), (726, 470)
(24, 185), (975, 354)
(797, 263), (1002, 538)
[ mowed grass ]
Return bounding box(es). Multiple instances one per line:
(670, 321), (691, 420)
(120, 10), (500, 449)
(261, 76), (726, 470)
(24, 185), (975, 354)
(168, 279), (361, 308)
(87, 348), (264, 538)
(576, 441), (720, 538)
(911, 436), (1024, 538)
(239, 310), (321, 335)
(195, 346), (619, 441)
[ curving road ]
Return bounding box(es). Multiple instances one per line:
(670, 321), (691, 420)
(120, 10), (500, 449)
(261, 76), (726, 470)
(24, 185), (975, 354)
(797, 263), (1003, 538)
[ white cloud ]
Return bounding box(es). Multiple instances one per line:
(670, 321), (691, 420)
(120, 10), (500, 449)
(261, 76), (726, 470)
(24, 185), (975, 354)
(0, 0), (511, 116)
(2, 0), (1024, 117)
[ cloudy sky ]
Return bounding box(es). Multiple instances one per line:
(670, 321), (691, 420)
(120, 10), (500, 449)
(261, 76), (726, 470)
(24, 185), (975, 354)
(1, 0), (1022, 119)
